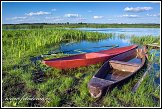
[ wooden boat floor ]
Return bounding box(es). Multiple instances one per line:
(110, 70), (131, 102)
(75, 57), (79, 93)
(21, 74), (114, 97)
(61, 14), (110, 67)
(104, 69), (132, 81)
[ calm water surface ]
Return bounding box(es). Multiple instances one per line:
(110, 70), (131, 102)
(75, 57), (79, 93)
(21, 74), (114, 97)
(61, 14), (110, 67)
(75, 28), (160, 36)
(58, 28), (160, 54)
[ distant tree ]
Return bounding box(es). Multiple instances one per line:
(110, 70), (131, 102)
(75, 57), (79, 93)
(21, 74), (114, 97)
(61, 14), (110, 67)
(78, 22), (83, 24)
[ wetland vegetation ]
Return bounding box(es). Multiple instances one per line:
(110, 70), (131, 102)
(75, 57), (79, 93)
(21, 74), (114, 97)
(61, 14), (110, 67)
(2, 27), (160, 107)
(2, 23), (160, 29)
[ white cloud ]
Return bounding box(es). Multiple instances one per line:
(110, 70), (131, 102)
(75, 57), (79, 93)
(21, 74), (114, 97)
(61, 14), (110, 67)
(124, 7), (153, 12)
(93, 16), (103, 19)
(16, 20), (26, 22)
(25, 11), (51, 16)
(123, 14), (139, 18)
(6, 16), (27, 20)
(77, 18), (87, 20)
(118, 14), (139, 18)
(107, 19), (113, 20)
(44, 16), (64, 22)
(146, 13), (160, 17)
(45, 16), (59, 19)
(51, 8), (57, 11)
(45, 16), (63, 21)
(64, 14), (80, 18)
(52, 19), (63, 22)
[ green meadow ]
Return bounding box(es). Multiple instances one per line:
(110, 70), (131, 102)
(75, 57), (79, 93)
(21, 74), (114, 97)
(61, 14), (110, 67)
(2, 27), (160, 107)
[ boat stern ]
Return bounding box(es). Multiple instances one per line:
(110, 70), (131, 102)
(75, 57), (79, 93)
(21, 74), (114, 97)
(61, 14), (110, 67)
(88, 77), (111, 98)
(42, 60), (46, 65)
(88, 84), (102, 98)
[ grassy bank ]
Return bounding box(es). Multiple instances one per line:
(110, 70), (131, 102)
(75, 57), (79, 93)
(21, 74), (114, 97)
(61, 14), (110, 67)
(2, 29), (112, 107)
(130, 35), (160, 45)
(2, 23), (160, 29)
(2, 29), (160, 107)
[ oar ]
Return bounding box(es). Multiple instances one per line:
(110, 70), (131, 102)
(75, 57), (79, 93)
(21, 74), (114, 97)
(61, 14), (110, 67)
(132, 64), (152, 93)
(41, 44), (119, 57)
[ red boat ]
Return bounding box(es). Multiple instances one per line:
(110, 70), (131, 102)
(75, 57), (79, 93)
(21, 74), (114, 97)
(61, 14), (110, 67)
(42, 45), (138, 69)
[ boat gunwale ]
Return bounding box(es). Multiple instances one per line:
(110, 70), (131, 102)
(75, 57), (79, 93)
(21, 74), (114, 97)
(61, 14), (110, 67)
(43, 54), (111, 62)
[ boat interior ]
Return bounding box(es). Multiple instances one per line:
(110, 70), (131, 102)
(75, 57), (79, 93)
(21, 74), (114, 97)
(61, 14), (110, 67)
(45, 52), (110, 61)
(84, 53), (109, 59)
(94, 49), (145, 82)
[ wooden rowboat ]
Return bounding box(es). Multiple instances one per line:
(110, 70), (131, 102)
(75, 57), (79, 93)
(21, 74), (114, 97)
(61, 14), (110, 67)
(88, 46), (147, 98)
(42, 45), (138, 69)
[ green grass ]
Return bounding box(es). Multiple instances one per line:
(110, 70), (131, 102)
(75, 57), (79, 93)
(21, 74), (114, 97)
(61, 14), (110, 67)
(130, 35), (160, 45)
(2, 23), (160, 29)
(2, 28), (160, 107)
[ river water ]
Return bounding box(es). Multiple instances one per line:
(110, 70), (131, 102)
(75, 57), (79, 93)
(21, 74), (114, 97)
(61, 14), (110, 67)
(58, 28), (160, 54)
(75, 28), (160, 36)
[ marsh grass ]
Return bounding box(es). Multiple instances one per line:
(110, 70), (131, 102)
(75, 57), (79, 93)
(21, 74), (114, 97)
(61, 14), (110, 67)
(130, 35), (160, 45)
(2, 28), (160, 107)
(118, 34), (127, 39)
(2, 24), (160, 29)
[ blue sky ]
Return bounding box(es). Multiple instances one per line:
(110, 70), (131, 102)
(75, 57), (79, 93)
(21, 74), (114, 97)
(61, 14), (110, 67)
(2, 2), (160, 24)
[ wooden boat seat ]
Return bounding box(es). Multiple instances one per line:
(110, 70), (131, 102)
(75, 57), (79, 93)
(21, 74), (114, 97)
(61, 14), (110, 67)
(109, 60), (140, 67)
(109, 60), (140, 72)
